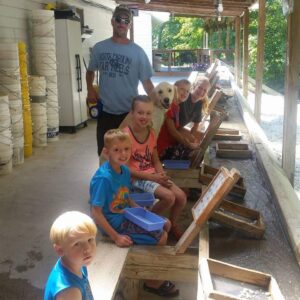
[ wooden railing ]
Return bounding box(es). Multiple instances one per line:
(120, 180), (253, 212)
(152, 48), (234, 72)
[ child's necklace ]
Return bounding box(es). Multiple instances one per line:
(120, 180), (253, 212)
(130, 126), (149, 144)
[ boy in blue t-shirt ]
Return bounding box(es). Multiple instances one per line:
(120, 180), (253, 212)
(44, 211), (97, 300)
(89, 129), (179, 297)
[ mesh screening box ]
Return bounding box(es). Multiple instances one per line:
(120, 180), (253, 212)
(163, 160), (191, 170)
(129, 192), (155, 207)
(124, 207), (166, 231)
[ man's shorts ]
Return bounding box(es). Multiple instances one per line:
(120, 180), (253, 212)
(131, 179), (160, 193)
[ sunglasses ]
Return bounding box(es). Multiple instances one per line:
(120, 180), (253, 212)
(115, 16), (131, 25)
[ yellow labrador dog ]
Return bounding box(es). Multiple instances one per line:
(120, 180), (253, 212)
(119, 81), (177, 136)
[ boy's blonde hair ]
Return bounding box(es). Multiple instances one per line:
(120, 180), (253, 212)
(104, 129), (131, 149)
(131, 95), (152, 111)
(50, 211), (97, 245)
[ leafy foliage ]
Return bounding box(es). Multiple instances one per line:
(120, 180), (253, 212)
(152, 0), (288, 92)
(248, 0), (287, 92)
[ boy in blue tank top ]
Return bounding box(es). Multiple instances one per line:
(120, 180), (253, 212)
(44, 211), (97, 300)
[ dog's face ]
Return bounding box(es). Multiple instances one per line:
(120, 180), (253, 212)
(152, 82), (175, 109)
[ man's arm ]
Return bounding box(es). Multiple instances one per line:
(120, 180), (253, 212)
(142, 78), (154, 96)
(86, 70), (98, 102)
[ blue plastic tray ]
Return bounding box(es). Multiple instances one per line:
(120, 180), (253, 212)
(129, 193), (155, 207)
(124, 207), (166, 231)
(163, 160), (191, 170)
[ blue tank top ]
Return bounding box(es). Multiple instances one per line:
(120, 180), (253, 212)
(44, 258), (94, 300)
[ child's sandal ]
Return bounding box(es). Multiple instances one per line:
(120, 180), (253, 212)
(143, 281), (179, 298)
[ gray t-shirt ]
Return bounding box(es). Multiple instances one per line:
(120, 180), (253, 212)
(179, 93), (202, 127)
(88, 38), (153, 114)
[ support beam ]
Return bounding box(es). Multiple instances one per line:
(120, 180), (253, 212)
(242, 9), (249, 98)
(226, 24), (230, 49)
(254, 0), (266, 123)
(130, 18), (134, 41)
(282, 1), (300, 184)
(234, 17), (241, 85)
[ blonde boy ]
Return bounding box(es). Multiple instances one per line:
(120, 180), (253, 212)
(90, 129), (179, 297)
(44, 211), (97, 300)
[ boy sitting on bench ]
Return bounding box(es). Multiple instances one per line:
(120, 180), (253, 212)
(89, 129), (179, 298)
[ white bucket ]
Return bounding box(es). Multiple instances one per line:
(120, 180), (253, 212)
(0, 43), (18, 53)
(0, 94), (13, 170)
(31, 37), (55, 45)
(12, 146), (24, 165)
(34, 57), (57, 67)
(0, 159), (12, 175)
(31, 26), (55, 38)
(0, 51), (19, 60)
(31, 102), (46, 114)
(0, 59), (19, 68)
(45, 75), (58, 84)
(0, 83), (21, 100)
(29, 76), (46, 97)
(31, 9), (54, 19)
(32, 43), (56, 54)
(0, 73), (19, 85)
(31, 102), (47, 147)
(9, 99), (23, 111)
(32, 124), (47, 147)
(0, 67), (19, 77)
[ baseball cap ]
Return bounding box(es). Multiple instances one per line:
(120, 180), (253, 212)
(112, 5), (132, 19)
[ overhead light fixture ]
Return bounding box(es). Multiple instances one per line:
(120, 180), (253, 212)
(217, 0), (223, 12)
(145, 0), (151, 3)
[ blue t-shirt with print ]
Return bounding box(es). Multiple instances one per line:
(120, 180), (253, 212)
(88, 38), (153, 115)
(89, 161), (131, 231)
(44, 258), (93, 300)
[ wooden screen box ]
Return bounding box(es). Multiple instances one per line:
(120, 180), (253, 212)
(211, 200), (265, 239)
(199, 258), (284, 300)
(200, 164), (246, 200)
(213, 128), (242, 141)
(216, 142), (252, 159)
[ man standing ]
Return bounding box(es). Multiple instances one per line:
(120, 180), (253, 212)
(86, 5), (154, 156)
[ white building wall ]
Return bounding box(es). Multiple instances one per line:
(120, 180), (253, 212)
(0, 0), (153, 71)
(0, 0), (113, 71)
(133, 11), (153, 66)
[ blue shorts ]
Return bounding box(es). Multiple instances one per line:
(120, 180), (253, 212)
(119, 219), (163, 245)
(131, 179), (160, 193)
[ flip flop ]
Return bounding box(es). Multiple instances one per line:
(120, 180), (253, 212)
(143, 281), (179, 298)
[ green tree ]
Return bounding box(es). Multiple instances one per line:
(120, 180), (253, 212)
(249, 0), (286, 92)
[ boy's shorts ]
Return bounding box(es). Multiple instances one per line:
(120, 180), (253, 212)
(131, 179), (160, 193)
(119, 219), (163, 245)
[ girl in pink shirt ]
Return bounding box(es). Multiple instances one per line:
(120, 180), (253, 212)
(123, 95), (186, 240)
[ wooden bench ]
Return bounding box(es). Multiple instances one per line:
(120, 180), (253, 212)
(88, 236), (130, 300)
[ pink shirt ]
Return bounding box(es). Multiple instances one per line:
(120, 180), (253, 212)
(124, 126), (156, 174)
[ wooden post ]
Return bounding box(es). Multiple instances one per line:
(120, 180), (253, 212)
(243, 9), (249, 98)
(254, 0), (266, 123)
(130, 18), (134, 41)
(226, 23), (230, 49)
(282, 1), (300, 184)
(218, 27), (222, 49)
(234, 17), (241, 85)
